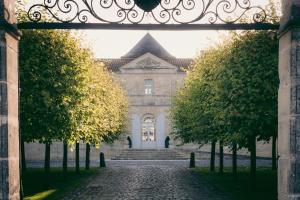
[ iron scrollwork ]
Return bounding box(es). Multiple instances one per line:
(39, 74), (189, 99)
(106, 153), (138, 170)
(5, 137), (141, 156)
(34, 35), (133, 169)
(26, 0), (267, 24)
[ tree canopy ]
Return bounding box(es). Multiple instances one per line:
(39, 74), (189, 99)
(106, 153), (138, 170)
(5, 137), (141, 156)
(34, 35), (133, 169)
(170, 29), (278, 150)
(20, 29), (128, 146)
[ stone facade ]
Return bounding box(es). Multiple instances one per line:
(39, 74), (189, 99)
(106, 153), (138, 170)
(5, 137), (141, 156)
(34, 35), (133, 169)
(278, 1), (300, 199)
(102, 33), (193, 150)
(115, 53), (186, 149)
(0, 1), (21, 199)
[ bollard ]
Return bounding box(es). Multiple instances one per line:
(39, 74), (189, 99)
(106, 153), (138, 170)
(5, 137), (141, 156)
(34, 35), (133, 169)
(189, 152), (195, 168)
(100, 152), (106, 168)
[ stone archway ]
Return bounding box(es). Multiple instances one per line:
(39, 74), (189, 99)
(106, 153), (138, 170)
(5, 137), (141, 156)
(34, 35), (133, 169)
(278, 1), (300, 199)
(0, 0), (299, 199)
(141, 114), (156, 149)
(0, 1), (21, 199)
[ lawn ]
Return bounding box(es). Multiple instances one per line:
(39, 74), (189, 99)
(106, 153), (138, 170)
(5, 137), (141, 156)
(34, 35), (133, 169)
(22, 168), (100, 200)
(193, 167), (277, 200)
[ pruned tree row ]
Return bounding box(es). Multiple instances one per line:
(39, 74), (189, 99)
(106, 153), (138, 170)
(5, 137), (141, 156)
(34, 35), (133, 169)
(19, 29), (128, 175)
(170, 29), (279, 187)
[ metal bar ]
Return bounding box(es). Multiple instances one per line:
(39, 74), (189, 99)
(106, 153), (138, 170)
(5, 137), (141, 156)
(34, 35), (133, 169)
(0, 21), (22, 38)
(17, 22), (279, 30)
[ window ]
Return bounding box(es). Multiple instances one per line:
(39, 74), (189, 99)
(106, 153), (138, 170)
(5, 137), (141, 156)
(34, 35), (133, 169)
(144, 79), (153, 95)
(142, 116), (155, 142)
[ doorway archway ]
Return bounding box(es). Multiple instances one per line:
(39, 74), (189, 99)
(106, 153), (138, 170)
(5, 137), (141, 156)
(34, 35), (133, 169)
(141, 114), (156, 148)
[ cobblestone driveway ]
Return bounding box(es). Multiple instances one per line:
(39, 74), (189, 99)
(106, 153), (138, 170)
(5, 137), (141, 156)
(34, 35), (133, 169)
(63, 161), (231, 200)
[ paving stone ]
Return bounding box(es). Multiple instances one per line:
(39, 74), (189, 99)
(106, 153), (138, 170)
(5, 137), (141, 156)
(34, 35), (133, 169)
(63, 161), (232, 200)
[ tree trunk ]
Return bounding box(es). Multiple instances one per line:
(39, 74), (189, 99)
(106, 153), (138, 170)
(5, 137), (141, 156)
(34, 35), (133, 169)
(272, 135), (277, 170)
(210, 140), (216, 172)
(250, 136), (256, 191)
(44, 142), (51, 188)
(76, 143), (80, 173)
(63, 142), (68, 178)
(219, 140), (224, 174)
(44, 143), (50, 173)
(232, 141), (237, 181)
(20, 139), (25, 200)
(21, 138), (27, 172)
(85, 143), (90, 170)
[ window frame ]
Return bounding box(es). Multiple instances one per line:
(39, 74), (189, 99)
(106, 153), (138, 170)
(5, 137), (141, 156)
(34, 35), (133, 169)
(144, 79), (154, 95)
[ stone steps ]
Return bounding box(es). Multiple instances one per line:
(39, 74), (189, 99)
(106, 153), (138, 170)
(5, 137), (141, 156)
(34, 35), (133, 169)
(111, 149), (188, 160)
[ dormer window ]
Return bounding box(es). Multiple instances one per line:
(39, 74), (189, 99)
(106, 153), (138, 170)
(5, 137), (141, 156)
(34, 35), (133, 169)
(144, 79), (153, 95)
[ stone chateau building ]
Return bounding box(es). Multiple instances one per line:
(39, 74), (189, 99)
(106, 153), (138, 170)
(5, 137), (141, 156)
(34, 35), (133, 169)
(103, 33), (192, 149)
(25, 33), (272, 162)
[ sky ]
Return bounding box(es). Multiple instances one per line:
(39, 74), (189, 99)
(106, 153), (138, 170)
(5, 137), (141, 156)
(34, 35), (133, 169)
(80, 30), (227, 59)
(24, 0), (281, 59)
(78, 0), (279, 59)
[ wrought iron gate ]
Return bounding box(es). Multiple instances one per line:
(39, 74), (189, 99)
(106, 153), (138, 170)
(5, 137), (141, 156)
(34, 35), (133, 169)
(15, 0), (279, 30)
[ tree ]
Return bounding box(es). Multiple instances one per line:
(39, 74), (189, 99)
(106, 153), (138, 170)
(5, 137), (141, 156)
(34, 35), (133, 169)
(218, 30), (278, 188)
(171, 30), (278, 185)
(170, 42), (231, 172)
(20, 29), (128, 176)
(20, 30), (89, 174)
(70, 61), (128, 147)
(70, 59), (128, 173)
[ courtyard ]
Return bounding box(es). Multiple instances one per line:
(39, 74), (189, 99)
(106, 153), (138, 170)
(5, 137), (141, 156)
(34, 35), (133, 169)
(23, 160), (276, 200)
(1, 0), (300, 200)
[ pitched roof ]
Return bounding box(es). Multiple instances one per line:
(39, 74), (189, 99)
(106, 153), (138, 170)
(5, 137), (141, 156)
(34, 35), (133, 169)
(122, 33), (175, 59)
(99, 33), (193, 72)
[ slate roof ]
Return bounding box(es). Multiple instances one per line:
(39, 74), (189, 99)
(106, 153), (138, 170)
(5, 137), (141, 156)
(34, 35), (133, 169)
(100, 33), (193, 72)
(122, 33), (175, 59)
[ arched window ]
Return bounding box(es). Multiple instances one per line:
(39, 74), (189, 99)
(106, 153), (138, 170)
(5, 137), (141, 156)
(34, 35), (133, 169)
(142, 115), (155, 141)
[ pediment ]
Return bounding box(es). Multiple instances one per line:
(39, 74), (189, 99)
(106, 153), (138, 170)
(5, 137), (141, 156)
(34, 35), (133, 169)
(121, 53), (177, 70)
(136, 57), (161, 69)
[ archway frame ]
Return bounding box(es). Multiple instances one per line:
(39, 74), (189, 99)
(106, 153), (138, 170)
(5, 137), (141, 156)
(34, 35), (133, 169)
(15, 0), (279, 30)
(1, 0), (299, 200)
(141, 113), (156, 142)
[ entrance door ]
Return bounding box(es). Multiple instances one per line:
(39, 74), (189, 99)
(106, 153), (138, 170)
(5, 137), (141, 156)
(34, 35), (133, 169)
(141, 115), (156, 149)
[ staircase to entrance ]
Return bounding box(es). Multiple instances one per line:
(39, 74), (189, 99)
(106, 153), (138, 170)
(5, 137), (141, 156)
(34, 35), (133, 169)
(111, 149), (188, 160)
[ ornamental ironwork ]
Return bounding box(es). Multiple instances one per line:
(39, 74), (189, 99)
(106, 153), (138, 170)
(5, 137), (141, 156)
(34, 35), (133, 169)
(16, 0), (279, 30)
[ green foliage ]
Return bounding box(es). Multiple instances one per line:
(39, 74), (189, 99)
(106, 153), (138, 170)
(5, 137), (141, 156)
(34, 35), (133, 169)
(170, 30), (278, 149)
(170, 41), (230, 146)
(219, 31), (278, 148)
(20, 30), (85, 143)
(20, 30), (128, 146)
(23, 168), (99, 200)
(70, 61), (128, 146)
(193, 167), (277, 200)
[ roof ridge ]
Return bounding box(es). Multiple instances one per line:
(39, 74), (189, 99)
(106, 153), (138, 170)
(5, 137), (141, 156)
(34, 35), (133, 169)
(122, 34), (175, 59)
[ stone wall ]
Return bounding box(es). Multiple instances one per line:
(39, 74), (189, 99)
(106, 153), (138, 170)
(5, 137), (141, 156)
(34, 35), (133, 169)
(278, 1), (300, 199)
(24, 142), (124, 163)
(0, 1), (21, 198)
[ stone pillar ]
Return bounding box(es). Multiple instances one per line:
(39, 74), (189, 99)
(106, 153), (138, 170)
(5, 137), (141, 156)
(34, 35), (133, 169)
(0, 0), (21, 199)
(278, 1), (300, 200)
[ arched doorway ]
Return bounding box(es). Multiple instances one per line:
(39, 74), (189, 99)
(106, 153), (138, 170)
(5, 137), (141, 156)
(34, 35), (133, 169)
(141, 114), (156, 149)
